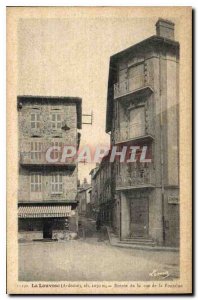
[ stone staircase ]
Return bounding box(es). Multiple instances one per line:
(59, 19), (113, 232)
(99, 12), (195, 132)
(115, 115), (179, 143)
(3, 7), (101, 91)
(106, 227), (178, 251)
(118, 237), (156, 247)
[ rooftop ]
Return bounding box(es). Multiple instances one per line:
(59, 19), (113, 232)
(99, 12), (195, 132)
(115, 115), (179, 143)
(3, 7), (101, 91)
(17, 95), (82, 129)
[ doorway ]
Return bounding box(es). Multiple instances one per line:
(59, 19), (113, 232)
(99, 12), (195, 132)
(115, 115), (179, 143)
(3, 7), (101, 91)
(130, 198), (148, 238)
(43, 220), (53, 239)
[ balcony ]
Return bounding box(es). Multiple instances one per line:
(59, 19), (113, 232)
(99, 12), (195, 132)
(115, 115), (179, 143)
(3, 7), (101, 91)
(19, 151), (76, 170)
(114, 127), (154, 145)
(116, 165), (155, 191)
(114, 74), (153, 100)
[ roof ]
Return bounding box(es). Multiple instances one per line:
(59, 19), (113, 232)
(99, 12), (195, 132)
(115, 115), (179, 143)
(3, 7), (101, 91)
(17, 95), (82, 129)
(106, 35), (179, 133)
(109, 35), (179, 63)
(18, 205), (72, 218)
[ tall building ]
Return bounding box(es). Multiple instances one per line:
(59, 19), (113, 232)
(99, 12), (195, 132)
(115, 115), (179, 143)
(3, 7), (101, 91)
(106, 19), (179, 247)
(18, 95), (82, 240)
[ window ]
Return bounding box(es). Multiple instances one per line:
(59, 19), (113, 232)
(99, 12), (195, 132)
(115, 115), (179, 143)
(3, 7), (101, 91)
(30, 173), (42, 192)
(128, 63), (144, 91)
(31, 113), (41, 129)
(31, 142), (42, 160)
(51, 113), (62, 130)
(51, 141), (63, 160)
(51, 174), (63, 194)
(129, 107), (145, 138)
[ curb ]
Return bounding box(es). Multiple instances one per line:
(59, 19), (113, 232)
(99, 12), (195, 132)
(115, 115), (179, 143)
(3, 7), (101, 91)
(106, 227), (179, 252)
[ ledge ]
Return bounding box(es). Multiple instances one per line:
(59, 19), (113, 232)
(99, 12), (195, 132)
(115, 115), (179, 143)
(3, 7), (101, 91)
(115, 134), (154, 145)
(19, 163), (76, 171)
(116, 184), (155, 191)
(114, 86), (153, 100)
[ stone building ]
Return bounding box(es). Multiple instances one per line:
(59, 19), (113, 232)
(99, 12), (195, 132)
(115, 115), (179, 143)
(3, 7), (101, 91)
(90, 158), (112, 225)
(105, 19), (179, 247)
(18, 95), (82, 240)
(77, 184), (92, 216)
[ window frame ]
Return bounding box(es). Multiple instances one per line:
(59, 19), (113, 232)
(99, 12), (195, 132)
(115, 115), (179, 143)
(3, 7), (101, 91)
(31, 112), (41, 130)
(51, 173), (63, 194)
(30, 173), (42, 193)
(30, 141), (42, 160)
(50, 140), (63, 160)
(51, 112), (62, 130)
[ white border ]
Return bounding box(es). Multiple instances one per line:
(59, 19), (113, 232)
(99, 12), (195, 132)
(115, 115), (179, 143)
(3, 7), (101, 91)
(1, 1), (195, 299)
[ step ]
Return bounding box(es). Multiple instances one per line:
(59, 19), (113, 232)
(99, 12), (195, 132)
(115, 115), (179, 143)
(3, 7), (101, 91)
(122, 238), (154, 243)
(118, 239), (156, 246)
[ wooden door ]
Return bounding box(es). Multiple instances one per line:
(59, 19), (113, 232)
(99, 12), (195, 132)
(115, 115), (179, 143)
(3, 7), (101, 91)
(130, 198), (148, 238)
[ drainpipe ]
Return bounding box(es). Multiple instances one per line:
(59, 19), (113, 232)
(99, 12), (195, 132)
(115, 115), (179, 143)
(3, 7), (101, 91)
(159, 45), (165, 245)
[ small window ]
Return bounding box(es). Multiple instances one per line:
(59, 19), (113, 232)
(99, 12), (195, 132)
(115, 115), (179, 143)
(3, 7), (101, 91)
(51, 113), (62, 130)
(31, 113), (41, 129)
(51, 174), (63, 194)
(30, 173), (42, 192)
(31, 142), (42, 160)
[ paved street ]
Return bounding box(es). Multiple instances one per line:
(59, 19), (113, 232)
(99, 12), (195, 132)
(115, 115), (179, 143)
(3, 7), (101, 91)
(19, 217), (179, 281)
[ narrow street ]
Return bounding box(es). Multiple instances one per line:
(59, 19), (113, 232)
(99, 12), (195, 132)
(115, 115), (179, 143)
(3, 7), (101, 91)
(19, 216), (179, 281)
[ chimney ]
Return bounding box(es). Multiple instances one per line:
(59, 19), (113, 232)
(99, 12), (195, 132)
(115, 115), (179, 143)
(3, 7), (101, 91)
(155, 18), (175, 40)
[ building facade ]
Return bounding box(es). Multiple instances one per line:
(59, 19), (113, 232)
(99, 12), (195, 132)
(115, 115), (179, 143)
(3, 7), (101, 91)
(18, 95), (82, 240)
(90, 159), (112, 225)
(106, 19), (179, 247)
(77, 180), (92, 216)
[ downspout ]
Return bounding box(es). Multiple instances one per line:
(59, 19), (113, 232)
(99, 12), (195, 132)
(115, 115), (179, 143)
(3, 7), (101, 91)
(159, 44), (165, 245)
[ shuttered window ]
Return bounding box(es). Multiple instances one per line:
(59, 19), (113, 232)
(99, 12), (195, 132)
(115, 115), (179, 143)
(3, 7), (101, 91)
(51, 174), (63, 194)
(30, 173), (42, 192)
(51, 113), (62, 130)
(129, 107), (145, 138)
(128, 63), (144, 91)
(31, 113), (41, 129)
(51, 141), (63, 160)
(30, 142), (42, 160)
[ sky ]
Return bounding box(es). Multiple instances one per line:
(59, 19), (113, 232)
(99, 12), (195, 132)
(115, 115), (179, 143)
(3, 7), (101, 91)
(17, 11), (179, 183)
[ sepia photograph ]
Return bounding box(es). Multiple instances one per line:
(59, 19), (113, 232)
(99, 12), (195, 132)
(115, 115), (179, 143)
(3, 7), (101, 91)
(6, 6), (192, 294)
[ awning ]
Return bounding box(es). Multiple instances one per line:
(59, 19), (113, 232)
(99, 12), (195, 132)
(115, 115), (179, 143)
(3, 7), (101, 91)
(18, 205), (72, 218)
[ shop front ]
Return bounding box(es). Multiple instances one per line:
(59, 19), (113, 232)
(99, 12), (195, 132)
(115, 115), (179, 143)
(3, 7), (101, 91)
(18, 204), (77, 241)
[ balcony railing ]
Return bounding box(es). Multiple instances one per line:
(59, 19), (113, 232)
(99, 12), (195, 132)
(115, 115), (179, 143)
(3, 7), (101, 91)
(116, 165), (154, 190)
(114, 74), (152, 99)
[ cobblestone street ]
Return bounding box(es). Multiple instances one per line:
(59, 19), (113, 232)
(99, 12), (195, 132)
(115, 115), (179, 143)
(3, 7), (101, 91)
(19, 217), (179, 281)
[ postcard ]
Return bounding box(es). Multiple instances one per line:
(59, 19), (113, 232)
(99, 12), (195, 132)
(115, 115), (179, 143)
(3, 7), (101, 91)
(7, 6), (192, 294)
